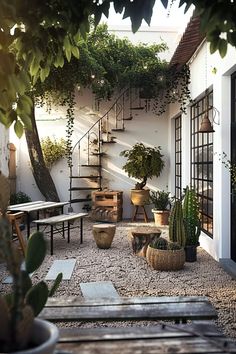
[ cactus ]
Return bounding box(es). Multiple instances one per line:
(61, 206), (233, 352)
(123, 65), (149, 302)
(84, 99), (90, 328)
(182, 186), (201, 246)
(168, 242), (182, 250)
(151, 236), (168, 250)
(0, 173), (62, 352)
(169, 199), (186, 247)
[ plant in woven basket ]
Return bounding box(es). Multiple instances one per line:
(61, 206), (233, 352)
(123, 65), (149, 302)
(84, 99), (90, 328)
(0, 173), (62, 352)
(150, 236), (168, 250)
(182, 186), (201, 246)
(167, 242), (182, 250)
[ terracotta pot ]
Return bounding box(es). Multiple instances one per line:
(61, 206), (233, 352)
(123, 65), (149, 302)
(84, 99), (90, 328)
(146, 245), (185, 271)
(92, 224), (116, 249)
(152, 209), (170, 226)
(10, 318), (59, 354)
(130, 189), (150, 206)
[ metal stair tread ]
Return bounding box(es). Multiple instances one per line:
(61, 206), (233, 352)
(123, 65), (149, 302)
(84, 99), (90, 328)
(81, 164), (102, 167)
(130, 106), (145, 110)
(111, 128), (125, 132)
(101, 140), (116, 144)
(71, 176), (102, 179)
(69, 187), (100, 191)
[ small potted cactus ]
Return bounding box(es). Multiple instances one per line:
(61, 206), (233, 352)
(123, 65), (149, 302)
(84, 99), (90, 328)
(0, 173), (62, 353)
(146, 236), (185, 271)
(150, 189), (171, 226)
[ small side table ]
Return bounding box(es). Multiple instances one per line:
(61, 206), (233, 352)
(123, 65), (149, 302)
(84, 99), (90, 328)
(92, 224), (116, 249)
(132, 205), (148, 222)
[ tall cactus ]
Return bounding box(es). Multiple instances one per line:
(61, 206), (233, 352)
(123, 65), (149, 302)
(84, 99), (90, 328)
(169, 199), (186, 247)
(182, 186), (201, 245)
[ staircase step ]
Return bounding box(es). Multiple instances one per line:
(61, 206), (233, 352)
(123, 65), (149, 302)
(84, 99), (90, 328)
(70, 198), (92, 204)
(131, 106), (145, 110)
(101, 140), (116, 144)
(124, 116), (133, 120)
(71, 176), (102, 179)
(81, 164), (102, 168)
(69, 187), (100, 191)
(111, 128), (125, 132)
(90, 152), (107, 156)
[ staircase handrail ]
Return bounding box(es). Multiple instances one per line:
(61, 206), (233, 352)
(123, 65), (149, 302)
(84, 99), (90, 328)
(71, 87), (130, 154)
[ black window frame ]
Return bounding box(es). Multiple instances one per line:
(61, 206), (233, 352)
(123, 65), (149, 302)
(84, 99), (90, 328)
(175, 115), (182, 200)
(190, 90), (213, 238)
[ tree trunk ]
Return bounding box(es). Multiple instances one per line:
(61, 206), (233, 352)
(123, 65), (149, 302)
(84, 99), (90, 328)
(25, 106), (60, 201)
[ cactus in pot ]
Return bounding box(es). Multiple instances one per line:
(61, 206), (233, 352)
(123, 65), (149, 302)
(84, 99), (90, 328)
(0, 173), (62, 352)
(169, 199), (186, 247)
(182, 186), (201, 246)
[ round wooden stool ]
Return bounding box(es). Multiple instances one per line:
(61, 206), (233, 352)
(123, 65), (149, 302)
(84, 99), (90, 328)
(92, 224), (116, 249)
(128, 227), (161, 257)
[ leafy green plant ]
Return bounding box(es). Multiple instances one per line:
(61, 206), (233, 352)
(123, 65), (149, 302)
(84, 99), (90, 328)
(150, 190), (171, 210)
(0, 173), (62, 352)
(10, 191), (31, 205)
(150, 236), (168, 250)
(120, 143), (165, 190)
(41, 136), (67, 169)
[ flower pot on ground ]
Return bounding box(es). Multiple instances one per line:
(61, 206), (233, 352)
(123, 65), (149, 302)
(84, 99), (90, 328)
(182, 186), (201, 262)
(92, 223), (116, 249)
(146, 237), (185, 271)
(150, 190), (171, 226)
(0, 174), (62, 353)
(120, 143), (165, 206)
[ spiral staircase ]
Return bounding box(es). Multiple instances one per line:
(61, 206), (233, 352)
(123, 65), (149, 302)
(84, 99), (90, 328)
(68, 88), (148, 209)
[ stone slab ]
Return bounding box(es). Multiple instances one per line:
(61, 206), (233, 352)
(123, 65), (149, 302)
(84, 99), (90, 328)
(80, 281), (119, 299)
(45, 259), (76, 280)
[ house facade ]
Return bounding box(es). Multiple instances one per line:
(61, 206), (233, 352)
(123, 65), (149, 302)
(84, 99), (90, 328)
(9, 17), (236, 270)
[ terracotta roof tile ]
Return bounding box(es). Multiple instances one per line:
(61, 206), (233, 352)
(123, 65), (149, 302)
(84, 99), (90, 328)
(169, 16), (205, 67)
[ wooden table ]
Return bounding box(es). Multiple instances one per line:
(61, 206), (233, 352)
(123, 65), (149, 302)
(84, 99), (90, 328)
(33, 212), (88, 255)
(56, 322), (236, 353)
(8, 200), (69, 238)
(40, 296), (217, 324)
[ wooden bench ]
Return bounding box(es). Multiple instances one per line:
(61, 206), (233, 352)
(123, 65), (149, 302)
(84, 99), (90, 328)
(40, 296), (217, 324)
(33, 212), (88, 255)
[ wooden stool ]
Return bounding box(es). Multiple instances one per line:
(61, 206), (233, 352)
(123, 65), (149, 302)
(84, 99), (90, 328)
(132, 205), (148, 222)
(92, 224), (116, 249)
(7, 212), (26, 256)
(128, 227), (161, 257)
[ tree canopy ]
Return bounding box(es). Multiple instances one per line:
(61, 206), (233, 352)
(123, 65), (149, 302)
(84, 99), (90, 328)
(1, 0), (236, 136)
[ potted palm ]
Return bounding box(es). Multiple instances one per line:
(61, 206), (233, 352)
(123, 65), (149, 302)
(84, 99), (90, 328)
(0, 173), (62, 353)
(150, 189), (171, 226)
(120, 142), (165, 206)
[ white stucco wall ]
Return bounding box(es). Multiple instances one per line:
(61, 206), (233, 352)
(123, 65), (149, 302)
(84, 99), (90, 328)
(11, 89), (169, 220)
(167, 40), (236, 261)
(0, 124), (9, 176)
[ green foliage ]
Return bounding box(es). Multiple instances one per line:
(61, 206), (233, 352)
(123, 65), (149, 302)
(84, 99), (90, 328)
(151, 236), (168, 250)
(41, 136), (67, 169)
(120, 142), (165, 190)
(219, 152), (236, 190)
(169, 199), (186, 247)
(10, 191), (31, 205)
(150, 189), (171, 210)
(182, 185), (201, 246)
(168, 241), (182, 251)
(0, 173), (62, 351)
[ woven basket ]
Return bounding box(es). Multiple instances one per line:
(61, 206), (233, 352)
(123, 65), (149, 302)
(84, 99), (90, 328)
(146, 245), (185, 271)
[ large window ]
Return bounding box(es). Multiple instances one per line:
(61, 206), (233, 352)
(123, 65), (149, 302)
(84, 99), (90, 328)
(191, 91), (213, 237)
(175, 115), (182, 199)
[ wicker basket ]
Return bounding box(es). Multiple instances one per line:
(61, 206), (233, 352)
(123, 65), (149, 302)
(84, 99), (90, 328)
(146, 245), (185, 271)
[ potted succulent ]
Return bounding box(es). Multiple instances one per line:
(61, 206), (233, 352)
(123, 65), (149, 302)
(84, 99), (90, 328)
(146, 237), (185, 271)
(182, 185), (201, 262)
(0, 173), (62, 353)
(120, 142), (165, 206)
(150, 189), (171, 226)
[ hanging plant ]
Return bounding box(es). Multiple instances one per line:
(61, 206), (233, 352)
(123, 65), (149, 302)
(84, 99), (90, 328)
(41, 136), (67, 169)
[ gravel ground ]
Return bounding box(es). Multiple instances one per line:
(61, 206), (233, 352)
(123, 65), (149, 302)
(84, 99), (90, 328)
(1, 218), (236, 339)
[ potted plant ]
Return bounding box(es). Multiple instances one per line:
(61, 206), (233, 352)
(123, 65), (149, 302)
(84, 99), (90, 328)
(182, 185), (201, 262)
(120, 142), (165, 206)
(150, 189), (171, 226)
(0, 173), (62, 353)
(146, 237), (185, 271)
